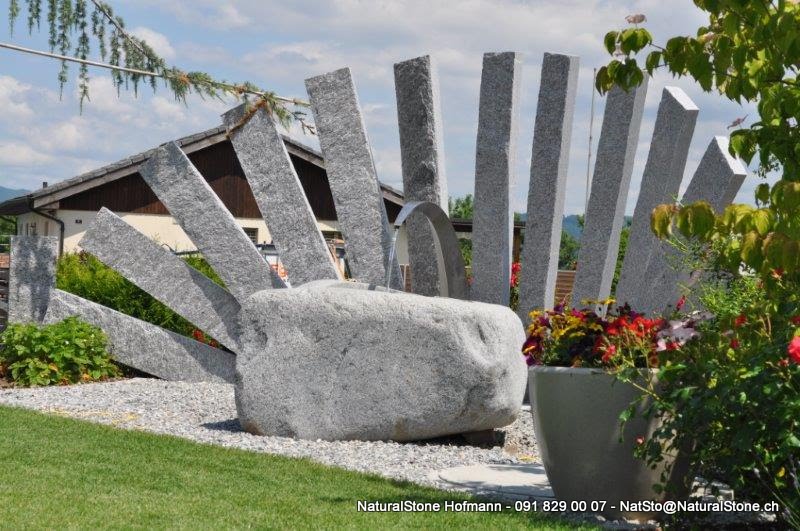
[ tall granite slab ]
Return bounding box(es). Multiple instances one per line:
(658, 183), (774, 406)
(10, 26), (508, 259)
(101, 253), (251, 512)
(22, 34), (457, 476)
(471, 52), (523, 305)
(615, 87), (698, 308)
(44, 289), (236, 384)
(80, 208), (242, 350)
(571, 82), (648, 309)
(8, 236), (58, 323)
(637, 137), (747, 314)
(306, 68), (403, 289)
(394, 55), (448, 297)
(223, 105), (340, 286)
(518, 53), (580, 316)
(139, 141), (284, 303)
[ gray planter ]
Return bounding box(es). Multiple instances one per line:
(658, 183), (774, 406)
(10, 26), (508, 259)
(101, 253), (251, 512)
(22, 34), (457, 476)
(528, 366), (690, 521)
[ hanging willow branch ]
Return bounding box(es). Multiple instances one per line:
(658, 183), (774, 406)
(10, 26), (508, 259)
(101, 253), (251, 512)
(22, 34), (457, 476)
(5, 0), (313, 133)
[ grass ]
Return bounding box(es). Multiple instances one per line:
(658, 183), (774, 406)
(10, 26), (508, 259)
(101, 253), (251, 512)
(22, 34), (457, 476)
(0, 406), (593, 530)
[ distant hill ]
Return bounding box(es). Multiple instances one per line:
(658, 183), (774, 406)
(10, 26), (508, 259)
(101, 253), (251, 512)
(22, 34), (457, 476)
(562, 215), (583, 240)
(0, 186), (28, 203)
(561, 214), (632, 241)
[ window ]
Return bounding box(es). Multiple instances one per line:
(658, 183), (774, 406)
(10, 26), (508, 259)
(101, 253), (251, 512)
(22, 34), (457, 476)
(242, 227), (258, 244)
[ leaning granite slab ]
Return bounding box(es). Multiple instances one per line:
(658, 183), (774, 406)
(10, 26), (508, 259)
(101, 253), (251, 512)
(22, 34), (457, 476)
(235, 282), (527, 441)
(44, 289), (236, 384)
(8, 236), (59, 324)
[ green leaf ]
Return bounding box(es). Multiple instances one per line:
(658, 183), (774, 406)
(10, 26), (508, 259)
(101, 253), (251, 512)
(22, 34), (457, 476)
(604, 31), (619, 55)
(754, 183), (770, 205)
(651, 204), (674, 238)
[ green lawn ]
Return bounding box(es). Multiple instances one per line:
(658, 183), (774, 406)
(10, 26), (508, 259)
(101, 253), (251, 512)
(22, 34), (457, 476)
(0, 406), (592, 530)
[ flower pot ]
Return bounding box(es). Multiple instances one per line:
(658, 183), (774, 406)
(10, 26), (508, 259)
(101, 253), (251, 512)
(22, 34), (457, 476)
(528, 366), (690, 521)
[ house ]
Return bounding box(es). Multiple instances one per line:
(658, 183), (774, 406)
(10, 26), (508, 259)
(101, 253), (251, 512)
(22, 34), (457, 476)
(0, 126), (405, 255)
(0, 125), (568, 300)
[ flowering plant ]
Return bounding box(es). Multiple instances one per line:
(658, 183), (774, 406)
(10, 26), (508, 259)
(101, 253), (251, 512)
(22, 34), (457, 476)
(622, 275), (800, 526)
(522, 299), (703, 369)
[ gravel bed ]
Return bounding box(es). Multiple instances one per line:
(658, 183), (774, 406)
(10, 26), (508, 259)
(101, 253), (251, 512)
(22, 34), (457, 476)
(0, 378), (538, 489)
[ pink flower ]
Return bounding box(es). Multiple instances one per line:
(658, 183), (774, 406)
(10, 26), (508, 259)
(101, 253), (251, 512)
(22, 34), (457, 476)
(730, 338), (740, 349)
(635, 436), (645, 445)
(734, 314), (747, 328)
(675, 295), (686, 311)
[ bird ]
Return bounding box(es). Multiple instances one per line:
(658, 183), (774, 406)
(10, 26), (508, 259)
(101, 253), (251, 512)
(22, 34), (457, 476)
(727, 115), (749, 129)
(625, 13), (647, 25)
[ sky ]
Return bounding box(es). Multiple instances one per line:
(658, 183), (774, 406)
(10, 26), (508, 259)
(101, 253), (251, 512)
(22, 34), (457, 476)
(0, 0), (760, 215)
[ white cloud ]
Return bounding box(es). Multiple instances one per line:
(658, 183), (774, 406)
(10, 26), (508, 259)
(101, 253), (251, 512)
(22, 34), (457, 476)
(0, 143), (53, 166)
(0, 76), (35, 121)
(131, 27), (177, 60)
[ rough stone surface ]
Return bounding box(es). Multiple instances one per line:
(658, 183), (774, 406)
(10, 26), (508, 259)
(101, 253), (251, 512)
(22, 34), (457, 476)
(394, 55), (448, 297)
(571, 82), (648, 309)
(44, 289), (235, 384)
(306, 68), (402, 289)
(139, 142), (283, 303)
(80, 208), (242, 351)
(471, 52), (522, 306)
(518, 53), (579, 316)
(223, 105), (340, 286)
(637, 137), (747, 315)
(8, 236), (58, 324)
(615, 87), (698, 308)
(235, 283), (527, 441)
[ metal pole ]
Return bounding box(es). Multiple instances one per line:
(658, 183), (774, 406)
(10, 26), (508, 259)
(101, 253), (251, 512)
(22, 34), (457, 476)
(585, 68), (597, 215)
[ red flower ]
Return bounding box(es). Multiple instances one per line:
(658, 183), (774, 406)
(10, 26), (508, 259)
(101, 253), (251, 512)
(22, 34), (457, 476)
(790, 315), (800, 326)
(778, 358), (790, 368)
(635, 436), (645, 446)
(675, 295), (686, 311)
(730, 338), (740, 349)
(570, 308), (586, 321)
(771, 267), (785, 279)
(734, 314), (747, 328)
(192, 329), (204, 341)
(788, 337), (800, 364)
(601, 344), (617, 364)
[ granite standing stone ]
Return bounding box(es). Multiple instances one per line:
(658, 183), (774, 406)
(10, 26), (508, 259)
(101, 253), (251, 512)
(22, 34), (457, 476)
(235, 282), (527, 441)
(571, 82), (648, 309)
(394, 55), (448, 296)
(79, 208), (242, 350)
(44, 289), (236, 383)
(223, 105), (340, 286)
(471, 52), (523, 306)
(139, 142), (284, 303)
(8, 236), (58, 323)
(615, 87), (698, 308)
(637, 137), (747, 315)
(517, 53), (579, 316)
(306, 68), (403, 289)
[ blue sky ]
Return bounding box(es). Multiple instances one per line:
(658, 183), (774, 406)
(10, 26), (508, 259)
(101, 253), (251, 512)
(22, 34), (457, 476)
(0, 0), (759, 214)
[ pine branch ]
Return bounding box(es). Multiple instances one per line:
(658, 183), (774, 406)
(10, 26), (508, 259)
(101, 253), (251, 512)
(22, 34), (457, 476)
(4, 0), (313, 132)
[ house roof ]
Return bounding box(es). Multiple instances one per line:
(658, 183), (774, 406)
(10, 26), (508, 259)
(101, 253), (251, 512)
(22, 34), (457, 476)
(0, 125), (405, 214)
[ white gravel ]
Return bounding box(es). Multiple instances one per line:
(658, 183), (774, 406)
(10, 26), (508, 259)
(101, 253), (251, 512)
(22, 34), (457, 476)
(0, 377), (538, 489)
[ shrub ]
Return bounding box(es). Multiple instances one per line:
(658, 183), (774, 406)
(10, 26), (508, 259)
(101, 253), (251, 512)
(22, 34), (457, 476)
(0, 317), (120, 386)
(630, 275), (800, 526)
(55, 252), (222, 339)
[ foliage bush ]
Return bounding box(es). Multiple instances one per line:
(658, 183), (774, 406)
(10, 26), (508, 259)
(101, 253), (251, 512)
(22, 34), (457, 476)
(0, 317), (119, 386)
(627, 275), (800, 526)
(56, 252), (222, 340)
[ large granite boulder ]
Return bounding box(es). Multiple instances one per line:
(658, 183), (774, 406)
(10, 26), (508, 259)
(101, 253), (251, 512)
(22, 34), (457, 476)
(235, 282), (527, 441)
